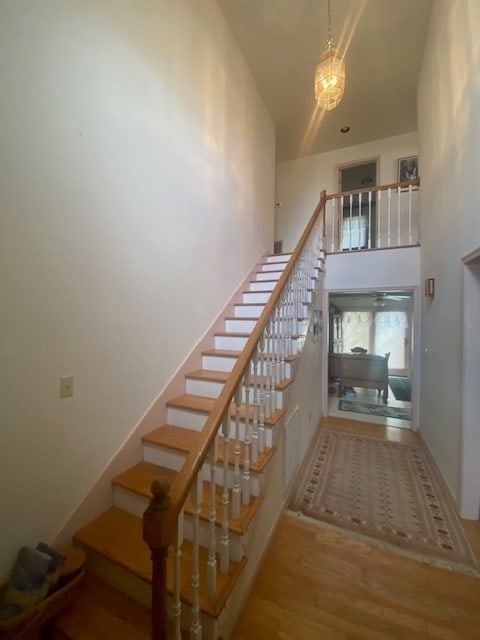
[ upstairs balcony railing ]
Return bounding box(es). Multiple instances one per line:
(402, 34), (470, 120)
(323, 178), (419, 253)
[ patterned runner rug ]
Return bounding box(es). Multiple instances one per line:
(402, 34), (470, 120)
(287, 428), (478, 576)
(338, 399), (412, 421)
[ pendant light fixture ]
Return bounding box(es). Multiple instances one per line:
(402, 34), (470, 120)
(314, 0), (345, 111)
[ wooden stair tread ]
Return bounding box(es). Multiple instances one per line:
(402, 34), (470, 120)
(142, 424), (201, 453)
(113, 461), (178, 494)
(142, 423), (279, 470)
(166, 394), (216, 413)
(224, 316), (259, 321)
(185, 369), (230, 383)
(166, 393), (286, 426)
(214, 331), (251, 338)
(242, 288), (273, 294)
(74, 507), (246, 618)
(202, 348), (241, 358)
(233, 302), (265, 307)
(50, 572), (152, 639)
(112, 461), (263, 534)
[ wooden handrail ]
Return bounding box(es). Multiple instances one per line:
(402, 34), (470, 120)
(168, 189), (327, 510)
(326, 178), (419, 200)
(144, 189), (327, 639)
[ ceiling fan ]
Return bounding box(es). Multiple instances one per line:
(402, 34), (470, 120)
(372, 292), (411, 306)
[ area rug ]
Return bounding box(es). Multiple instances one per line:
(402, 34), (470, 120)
(389, 376), (412, 402)
(338, 399), (412, 421)
(287, 429), (478, 576)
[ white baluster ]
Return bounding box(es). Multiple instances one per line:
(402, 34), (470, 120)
(232, 387), (241, 520)
(220, 415), (229, 574)
(251, 350), (260, 462)
(358, 192), (363, 249)
(264, 326), (272, 419)
(242, 372), (251, 505)
(377, 189), (382, 248)
(340, 195), (344, 251)
(172, 509), (183, 640)
(207, 440), (217, 598)
(349, 193), (353, 250)
(397, 186), (401, 246)
(387, 187), (392, 247)
(258, 334), (266, 454)
(190, 474), (202, 640)
(408, 183), (413, 245)
(330, 198), (335, 252)
(368, 190), (372, 249)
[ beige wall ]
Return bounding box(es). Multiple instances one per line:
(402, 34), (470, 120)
(0, 0), (274, 579)
(417, 0), (480, 499)
(275, 132), (418, 251)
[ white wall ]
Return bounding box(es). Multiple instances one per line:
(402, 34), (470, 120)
(0, 0), (274, 579)
(276, 132), (418, 251)
(418, 0), (480, 503)
(324, 247), (420, 292)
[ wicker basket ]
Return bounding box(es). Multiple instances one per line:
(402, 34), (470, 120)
(0, 548), (85, 640)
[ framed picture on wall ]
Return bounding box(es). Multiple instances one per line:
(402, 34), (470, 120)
(398, 156), (419, 182)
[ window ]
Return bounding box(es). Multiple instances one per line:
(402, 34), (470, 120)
(374, 311), (408, 370)
(341, 310), (410, 373)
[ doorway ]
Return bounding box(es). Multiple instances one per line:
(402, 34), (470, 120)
(337, 159), (378, 250)
(327, 289), (414, 429)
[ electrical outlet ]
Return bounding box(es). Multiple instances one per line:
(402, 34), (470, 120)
(60, 376), (74, 399)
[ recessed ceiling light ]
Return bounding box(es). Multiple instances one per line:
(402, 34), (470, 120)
(340, 126), (350, 133)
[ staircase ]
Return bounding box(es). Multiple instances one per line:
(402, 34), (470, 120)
(51, 195), (327, 638)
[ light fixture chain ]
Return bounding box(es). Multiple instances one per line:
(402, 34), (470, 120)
(327, 0), (332, 44)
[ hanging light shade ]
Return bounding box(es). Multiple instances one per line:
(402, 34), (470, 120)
(314, 0), (345, 111)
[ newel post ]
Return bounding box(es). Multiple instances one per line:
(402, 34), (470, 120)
(143, 477), (177, 640)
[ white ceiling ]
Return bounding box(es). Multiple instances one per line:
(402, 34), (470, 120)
(218, 0), (433, 162)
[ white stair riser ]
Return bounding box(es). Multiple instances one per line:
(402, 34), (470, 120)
(266, 255), (291, 264)
(234, 304), (264, 318)
(249, 281), (276, 292)
(261, 262), (287, 272)
(159, 408), (277, 447)
(142, 444), (264, 497)
(225, 318), (256, 332)
(215, 335), (249, 351)
(256, 270), (283, 281)
(185, 376), (287, 408)
(243, 291), (271, 304)
(186, 378), (225, 398)
(113, 487), (245, 562)
(202, 354), (238, 372)
(224, 317), (306, 335)
(200, 354), (295, 378)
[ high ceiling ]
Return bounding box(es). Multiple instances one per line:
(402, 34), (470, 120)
(218, 0), (433, 162)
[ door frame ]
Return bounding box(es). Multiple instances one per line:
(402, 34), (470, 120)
(458, 246), (480, 518)
(322, 284), (420, 431)
(335, 156), (380, 193)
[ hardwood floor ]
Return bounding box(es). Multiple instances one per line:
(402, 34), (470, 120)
(230, 420), (480, 640)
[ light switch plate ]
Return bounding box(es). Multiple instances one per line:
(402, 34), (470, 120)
(60, 376), (74, 399)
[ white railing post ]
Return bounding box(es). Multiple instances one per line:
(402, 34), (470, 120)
(397, 186), (401, 246)
(190, 473), (202, 640)
(242, 372), (251, 505)
(207, 441), (217, 599)
(172, 509), (183, 640)
(232, 387), (242, 520)
(220, 415), (230, 574)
